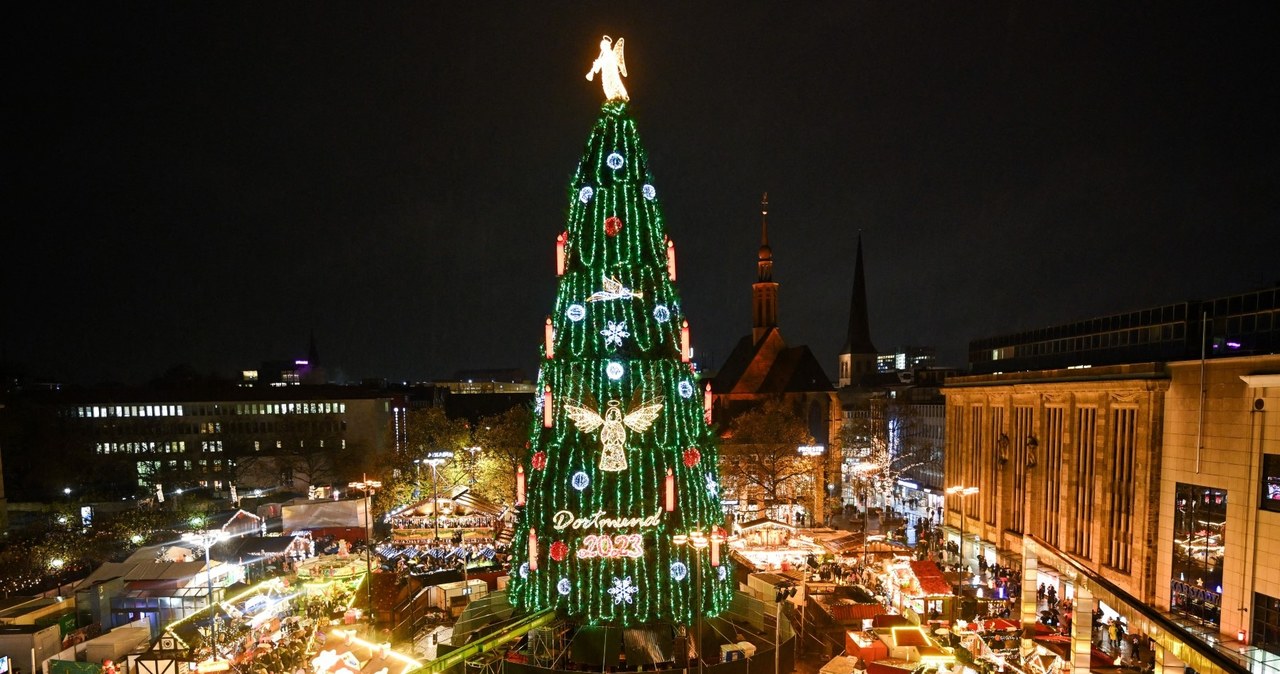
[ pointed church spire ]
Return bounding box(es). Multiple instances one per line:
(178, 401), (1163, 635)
(838, 233), (877, 386)
(752, 192), (779, 344)
(757, 192), (772, 281)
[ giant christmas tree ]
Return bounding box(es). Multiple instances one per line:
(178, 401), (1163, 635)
(507, 37), (733, 627)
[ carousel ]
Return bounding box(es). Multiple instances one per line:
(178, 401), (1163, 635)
(728, 518), (829, 572)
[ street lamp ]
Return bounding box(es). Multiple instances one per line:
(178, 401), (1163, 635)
(672, 529), (721, 674)
(182, 523), (230, 660)
(347, 475), (382, 628)
(63, 487), (72, 502)
(422, 451), (454, 540)
(944, 486), (979, 569)
(850, 461), (878, 564)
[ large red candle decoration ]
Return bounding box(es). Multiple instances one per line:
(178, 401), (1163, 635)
(543, 386), (553, 427)
(666, 238), (677, 281)
(516, 465), (526, 506)
(556, 232), (567, 276)
(711, 528), (724, 567)
(544, 317), (554, 359)
(681, 320), (691, 363)
(528, 529), (539, 571)
(665, 468), (676, 512)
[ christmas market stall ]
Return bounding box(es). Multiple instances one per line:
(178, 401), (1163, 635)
(729, 518), (829, 572)
(883, 560), (953, 622)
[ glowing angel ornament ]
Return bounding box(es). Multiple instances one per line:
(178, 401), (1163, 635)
(587, 275), (643, 303)
(564, 397), (664, 471)
(586, 36), (628, 101)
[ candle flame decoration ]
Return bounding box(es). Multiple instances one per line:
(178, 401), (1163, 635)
(556, 232), (567, 276)
(666, 238), (676, 281)
(529, 529), (539, 571)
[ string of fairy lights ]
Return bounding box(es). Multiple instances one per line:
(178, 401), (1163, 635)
(508, 100), (732, 626)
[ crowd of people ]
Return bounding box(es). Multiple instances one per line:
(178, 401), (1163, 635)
(386, 513), (499, 530)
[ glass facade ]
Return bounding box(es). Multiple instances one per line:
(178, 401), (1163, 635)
(1170, 483), (1226, 625)
(1253, 592), (1280, 654)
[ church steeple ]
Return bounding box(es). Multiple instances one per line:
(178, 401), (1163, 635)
(752, 193), (779, 344)
(838, 233), (878, 387)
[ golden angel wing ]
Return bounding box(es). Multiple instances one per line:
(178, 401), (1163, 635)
(614, 38), (627, 78)
(622, 396), (663, 433)
(563, 401), (605, 434)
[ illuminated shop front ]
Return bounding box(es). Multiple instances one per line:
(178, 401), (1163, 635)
(1170, 482), (1226, 626)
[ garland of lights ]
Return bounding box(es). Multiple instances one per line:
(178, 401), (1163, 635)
(506, 96), (732, 626)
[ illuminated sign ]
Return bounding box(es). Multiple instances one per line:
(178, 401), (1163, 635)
(552, 509), (662, 531)
(576, 534), (644, 559)
(797, 445), (825, 457)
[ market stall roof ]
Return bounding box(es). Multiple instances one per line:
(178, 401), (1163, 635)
(979, 618), (1020, 631)
(908, 561), (953, 596)
(738, 517), (797, 531)
(819, 655), (861, 674)
(230, 535), (301, 557)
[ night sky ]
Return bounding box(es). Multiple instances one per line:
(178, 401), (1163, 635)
(8, 3), (1278, 385)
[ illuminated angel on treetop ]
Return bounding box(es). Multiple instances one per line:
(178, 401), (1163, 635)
(586, 35), (628, 101)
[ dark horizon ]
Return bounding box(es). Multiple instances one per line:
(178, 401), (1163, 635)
(7, 3), (1278, 386)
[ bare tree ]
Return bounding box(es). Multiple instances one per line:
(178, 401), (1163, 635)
(720, 398), (814, 511)
(839, 397), (935, 510)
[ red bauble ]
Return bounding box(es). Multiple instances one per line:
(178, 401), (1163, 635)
(683, 448), (701, 468)
(550, 540), (569, 562)
(531, 451), (547, 470)
(604, 216), (623, 237)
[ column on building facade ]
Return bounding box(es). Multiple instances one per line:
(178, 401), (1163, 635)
(1072, 583), (1095, 674)
(1021, 538), (1040, 636)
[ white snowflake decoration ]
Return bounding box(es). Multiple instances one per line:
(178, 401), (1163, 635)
(678, 381), (694, 399)
(519, 562), (530, 579)
(654, 305), (671, 323)
(670, 561), (688, 581)
(606, 152), (625, 170)
(600, 320), (630, 348)
(572, 471), (590, 491)
(642, 184), (656, 200)
(705, 473), (720, 496)
(606, 361), (625, 380)
(566, 304), (587, 322)
(608, 576), (638, 605)
(558, 578), (572, 595)
(579, 186), (594, 204)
